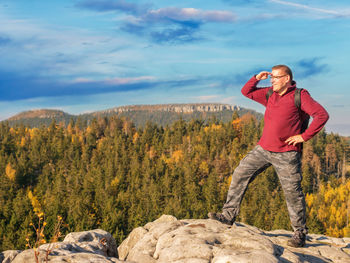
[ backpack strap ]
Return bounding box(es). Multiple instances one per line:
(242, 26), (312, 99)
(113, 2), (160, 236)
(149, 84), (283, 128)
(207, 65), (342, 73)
(266, 89), (273, 102)
(294, 88), (302, 109)
(295, 88), (310, 135)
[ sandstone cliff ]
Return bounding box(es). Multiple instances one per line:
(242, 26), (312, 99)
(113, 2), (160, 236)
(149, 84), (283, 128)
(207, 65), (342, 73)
(2, 215), (350, 262)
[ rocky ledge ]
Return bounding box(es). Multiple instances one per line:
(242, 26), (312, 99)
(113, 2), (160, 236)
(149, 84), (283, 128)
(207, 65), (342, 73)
(2, 215), (350, 263)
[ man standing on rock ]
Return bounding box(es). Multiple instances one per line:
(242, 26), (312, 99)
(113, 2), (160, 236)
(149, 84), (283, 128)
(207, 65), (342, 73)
(208, 65), (329, 247)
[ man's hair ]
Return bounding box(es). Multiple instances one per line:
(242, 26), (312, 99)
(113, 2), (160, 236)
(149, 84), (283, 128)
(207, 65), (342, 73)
(272, 65), (293, 81)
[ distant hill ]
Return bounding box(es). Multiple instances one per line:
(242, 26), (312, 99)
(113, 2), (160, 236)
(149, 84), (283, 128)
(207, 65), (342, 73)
(4, 103), (263, 128)
(6, 109), (75, 128)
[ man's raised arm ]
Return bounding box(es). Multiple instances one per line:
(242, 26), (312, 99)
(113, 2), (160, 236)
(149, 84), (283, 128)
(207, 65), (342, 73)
(241, 71), (272, 106)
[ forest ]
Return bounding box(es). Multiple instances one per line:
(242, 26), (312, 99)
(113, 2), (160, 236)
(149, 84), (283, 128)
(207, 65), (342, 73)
(0, 112), (349, 251)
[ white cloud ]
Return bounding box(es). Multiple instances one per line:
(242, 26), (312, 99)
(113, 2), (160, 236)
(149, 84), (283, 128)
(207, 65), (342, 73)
(195, 95), (221, 101)
(221, 96), (237, 105)
(191, 95), (238, 105)
(106, 76), (156, 84)
(145, 7), (236, 23)
(0, 12), (142, 79)
(269, 0), (349, 17)
(72, 76), (156, 84)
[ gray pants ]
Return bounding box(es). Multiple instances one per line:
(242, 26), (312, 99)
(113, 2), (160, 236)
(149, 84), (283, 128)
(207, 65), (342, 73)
(222, 145), (307, 233)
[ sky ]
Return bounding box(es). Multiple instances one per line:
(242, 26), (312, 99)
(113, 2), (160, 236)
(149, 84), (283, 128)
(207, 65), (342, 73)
(0, 0), (349, 135)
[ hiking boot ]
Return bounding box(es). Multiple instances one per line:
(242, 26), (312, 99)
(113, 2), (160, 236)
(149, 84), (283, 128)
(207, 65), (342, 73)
(207, 212), (233, 225)
(287, 230), (306, 248)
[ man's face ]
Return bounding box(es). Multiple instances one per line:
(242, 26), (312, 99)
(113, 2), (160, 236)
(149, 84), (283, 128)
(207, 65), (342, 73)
(270, 69), (290, 94)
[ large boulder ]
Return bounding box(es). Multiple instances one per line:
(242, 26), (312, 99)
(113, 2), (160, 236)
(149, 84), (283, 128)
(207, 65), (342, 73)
(118, 215), (350, 263)
(2, 215), (350, 263)
(1, 229), (128, 263)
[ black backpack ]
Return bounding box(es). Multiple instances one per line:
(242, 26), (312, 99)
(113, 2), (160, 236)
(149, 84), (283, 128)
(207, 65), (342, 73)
(266, 88), (310, 133)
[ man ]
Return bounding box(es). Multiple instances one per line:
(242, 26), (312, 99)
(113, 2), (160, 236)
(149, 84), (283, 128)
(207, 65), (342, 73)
(208, 65), (329, 247)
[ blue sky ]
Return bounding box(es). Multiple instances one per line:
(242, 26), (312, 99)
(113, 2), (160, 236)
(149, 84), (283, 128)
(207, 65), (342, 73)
(0, 0), (349, 135)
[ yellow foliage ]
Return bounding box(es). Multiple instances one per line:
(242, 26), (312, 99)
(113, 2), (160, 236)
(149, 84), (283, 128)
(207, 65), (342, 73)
(330, 205), (337, 217)
(171, 150), (184, 163)
(204, 124), (222, 133)
(71, 134), (84, 144)
(324, 184), (334, 204)
(86, 126), (92, 134)
(111, 177), (120, 187)
(339, 183), (349, 202)
(193, 145), (207, 157)
(163, 150), (184, 165)
(148, 146), (156, 159)
(232, 119), (241, 126)
(329, 227), (343, 238)
(232, 119), (242, 138)
(199, 161), (209, 175)
(5, 163), (16, 181)
(28, 190), (43, 216)
(305, 193), (314, 208)
(160, 153), (168, 163)
(20, 137), (26, 147)
(67, 123), (73, 134)
(317, 206), (328, 222)
(97, 137), (107, 150)
(318, 183), (325, 195)
(308, 179), (350, 237)
(344, 227), (350, 237)
(336, 209), (345, 227)
(226, 175), (232, 188)
(211, 124), (222, 130)
(29, 128), (39, 138)
(133, 132), (139, 143)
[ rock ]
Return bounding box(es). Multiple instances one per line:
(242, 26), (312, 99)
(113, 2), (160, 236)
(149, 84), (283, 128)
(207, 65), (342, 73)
(63, 229), (118, 257)
(0, 251), (21, 263)
(118, 215), (350, 263)
(1, 229), (129, 263)
(118, 215), (183, 262)
(2, 215), (350, 263)
(118, 227), (148, 260)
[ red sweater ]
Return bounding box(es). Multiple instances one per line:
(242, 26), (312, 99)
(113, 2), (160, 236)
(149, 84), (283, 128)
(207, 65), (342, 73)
(242, 76), (329, 152)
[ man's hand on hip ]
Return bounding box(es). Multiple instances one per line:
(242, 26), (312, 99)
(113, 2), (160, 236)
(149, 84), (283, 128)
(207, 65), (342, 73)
(285, 135), (305, 146)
